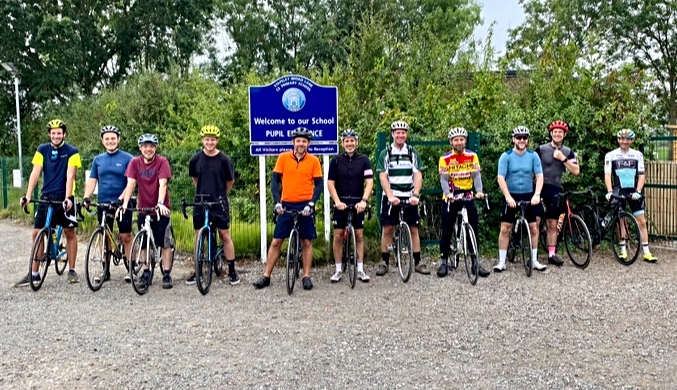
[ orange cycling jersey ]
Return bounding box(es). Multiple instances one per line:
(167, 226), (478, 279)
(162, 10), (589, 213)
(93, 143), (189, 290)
(438, 149), (481, 192)
(274, 151), (323, 203)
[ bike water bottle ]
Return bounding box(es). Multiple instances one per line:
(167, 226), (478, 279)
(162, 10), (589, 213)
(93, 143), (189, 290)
(601, 213), (612, 228)
(557, 214), (565, 232)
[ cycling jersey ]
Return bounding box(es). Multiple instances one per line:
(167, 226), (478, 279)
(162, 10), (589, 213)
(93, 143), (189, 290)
(497, 149), (543, 194)
(89, 149), (133, 202)
(438, 149), (481, 192)
(273, 151), (322, 203)
(32, 142), (82, 196)
(604, 147), (645, 189)
(327, 152), (373, 200)
(376, 143), (423, 197)
(535, 143), (577, 189)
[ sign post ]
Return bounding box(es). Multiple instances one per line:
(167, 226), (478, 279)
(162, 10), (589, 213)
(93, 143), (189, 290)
(249, 75), (339, 263)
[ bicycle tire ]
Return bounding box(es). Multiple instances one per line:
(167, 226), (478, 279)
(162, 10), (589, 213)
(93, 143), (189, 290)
(195, 227), (213, 295)
(85, 227), (107, 291)
(346, 225), (357, 288)
(576, 205), (601, 247)
(518, 219), (532, 277)
(214, 243), (225, 277)
(159, 225), (175, 274)
(563, 214), (592, 269)
(538, 217), (549, 254)
(54, 226), (68, 275)
(397, 222), (413, 283)
(610, 211), (641, 266)
(449, 224), (459, 270)
(286, 229), (300, 295)
(29, 228), (50, 291)
(463, 224), (479, 285)
(130, 231), (152, 295)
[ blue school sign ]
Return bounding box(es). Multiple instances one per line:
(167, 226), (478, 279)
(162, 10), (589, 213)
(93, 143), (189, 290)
(249, 75), (339, 145)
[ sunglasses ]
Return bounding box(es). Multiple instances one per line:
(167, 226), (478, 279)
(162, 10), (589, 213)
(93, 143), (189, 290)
(50, 149), (58, 162)
(514, 136), (529, 141)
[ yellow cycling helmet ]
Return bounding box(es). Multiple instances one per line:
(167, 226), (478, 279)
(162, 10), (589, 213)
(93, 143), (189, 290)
(46, 119), (67, 133)
(200, 125), (221, 138)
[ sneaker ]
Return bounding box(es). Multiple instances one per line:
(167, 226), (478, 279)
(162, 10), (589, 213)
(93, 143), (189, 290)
(302, 276), (313, 290)
(68, 270), (80, 284)
(135, 271), (150, 290)
(415, 264), (431, 275)
(228, 269), (241, 285)
(357, 270), (370, 282)
(493, 261), (506, 272)
(253, 276), (271, 289)
(477, 266), (491, 278)
(162, 274), (173, 289)
(375, 264), (388, 276)
(93, 271), (111, 284)
(437, 263), (449, 278)
(548, 255), (564, 266)
(618, 252), (628, 260)
(532, 260), (548, 271)
(185, 273), (196, 285)
(643, 253), (658, 262)
(330, 270), (342, 283)
(14, 273), (39, 287)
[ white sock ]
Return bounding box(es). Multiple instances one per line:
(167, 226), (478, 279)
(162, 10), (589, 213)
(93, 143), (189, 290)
(642, 243), (650, 254)
(620, 242), (627, 253)
(32, 272), (39, 277)
(532, 249), (538, 263)
(499, 250), (507, 263)
(357, 262), (364, 272)
(335, 263), (342, 273)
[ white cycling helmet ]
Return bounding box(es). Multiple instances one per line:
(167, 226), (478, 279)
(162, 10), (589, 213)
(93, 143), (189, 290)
(512, 126), (530, 137)
(390, 120), (409, 132)
(448, 127), (468, 139)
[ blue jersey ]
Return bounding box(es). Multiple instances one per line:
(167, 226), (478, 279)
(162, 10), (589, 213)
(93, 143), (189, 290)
(89, 149), (133, 202)
(32, 143), (82, 196)
(497, 149), (543, 194)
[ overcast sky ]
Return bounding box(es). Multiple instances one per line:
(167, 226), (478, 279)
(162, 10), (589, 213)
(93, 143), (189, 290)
(474, 0), (526, 55)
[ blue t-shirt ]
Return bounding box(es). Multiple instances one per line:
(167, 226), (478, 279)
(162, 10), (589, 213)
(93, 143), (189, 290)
(497, 149), (543, 194)
(89, 149), (133, 202)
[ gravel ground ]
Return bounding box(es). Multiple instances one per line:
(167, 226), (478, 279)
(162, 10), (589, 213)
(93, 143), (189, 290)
(1, 218), (676, 389)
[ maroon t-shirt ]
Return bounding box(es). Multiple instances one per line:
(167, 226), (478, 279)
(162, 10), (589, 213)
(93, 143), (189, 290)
(125, 155), (172, 209)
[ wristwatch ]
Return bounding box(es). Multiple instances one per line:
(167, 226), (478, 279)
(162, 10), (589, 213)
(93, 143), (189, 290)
(361, 198), (368, 202)
(412, 193), (420, 198)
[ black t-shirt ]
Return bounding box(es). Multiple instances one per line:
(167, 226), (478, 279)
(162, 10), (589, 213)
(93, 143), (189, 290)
(188, 151), (235, 201)
(327, 152), (373, 200)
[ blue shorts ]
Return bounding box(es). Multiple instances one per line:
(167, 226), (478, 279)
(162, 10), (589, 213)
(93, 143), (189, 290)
(273, 201), (317, 240)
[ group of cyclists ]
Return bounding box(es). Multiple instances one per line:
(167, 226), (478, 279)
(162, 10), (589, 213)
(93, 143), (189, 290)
(14, 117), (659, 291)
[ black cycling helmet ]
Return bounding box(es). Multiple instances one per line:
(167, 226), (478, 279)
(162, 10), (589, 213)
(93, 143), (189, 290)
(100, 125), (120, 138)
(291, 127), (312, 140)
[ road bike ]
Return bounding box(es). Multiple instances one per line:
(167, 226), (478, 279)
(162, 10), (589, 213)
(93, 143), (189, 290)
(181, 195), (227, 295)
(386, 199), (420, 283)
(446, 193), (489, 285)
(273, 208), (314, 295)
(537, 191), (592, 269)
(128, 207), (175, 295)
(333, 200), (372, 288)
(507, 200), (534, 277)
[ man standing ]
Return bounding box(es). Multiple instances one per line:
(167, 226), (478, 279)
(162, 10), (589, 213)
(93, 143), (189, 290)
(535, 120), (580, 266)
(604, 129), (658, 262)
(327, 129), (374, 283)
(186, 125), (239, 285)
(437, 127), (490, 278)
(253, 127), (323, 290)
(121, 134), (174, 290)
(375, 120), (429, 276)
(82, 125), (134, 282)
(16, 119), (82, 286)
(495, 126), (546, 273)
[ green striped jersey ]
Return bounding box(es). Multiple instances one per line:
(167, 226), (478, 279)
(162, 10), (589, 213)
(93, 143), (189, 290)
(376, 144), (424, 197)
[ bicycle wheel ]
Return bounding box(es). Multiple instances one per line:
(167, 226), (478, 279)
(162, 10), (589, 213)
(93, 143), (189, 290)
(576, 205), (601, 247)
(195, 227), (213, 295)
(538, 217), (549, 254)
(517, 219), (532, 277)
(214, 243), (225, 277)
(286, 229), (300, 295)
(449, 225), (459, 270)
(563, 214), (592, 269)
(396, 222), (413, 283)
(159, 225), (175, 274)
(54, 226), (68, 275)
(29, 228), (50, 291)
(130, 231), (152, 295)
(345, 225), (357, 288)
(85, 228), (108, 291)
(463, 224), (479, 285)
(610, 211), (641, 266)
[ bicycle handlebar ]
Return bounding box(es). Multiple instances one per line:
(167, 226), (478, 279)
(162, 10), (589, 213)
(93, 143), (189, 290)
(446, 193), (490, 211)
(22, 198), (85, 220)
(333, 203), (373, 221)
(272, 208), (315, 224)
(181, 195), (226, 219)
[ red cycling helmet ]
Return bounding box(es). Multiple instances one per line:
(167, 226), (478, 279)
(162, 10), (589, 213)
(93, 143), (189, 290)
(548, 120), (569, 133)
